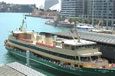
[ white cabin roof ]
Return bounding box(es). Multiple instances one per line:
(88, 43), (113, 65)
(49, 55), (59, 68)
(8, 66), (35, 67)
(80, 52), (102, 57)
(12, 30), (34, 34)
(55, 39), (96, 46)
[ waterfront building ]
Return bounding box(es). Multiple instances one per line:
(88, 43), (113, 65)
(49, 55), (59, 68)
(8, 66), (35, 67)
(61, 0), (115, 18)
(60, 0), (89, 17)
(60, 0), (78, 17)
(89, 0), (115, 26)
(88, 0), (115, 19)
(60, 0), (115, 26)
(61, 0), (115, 19)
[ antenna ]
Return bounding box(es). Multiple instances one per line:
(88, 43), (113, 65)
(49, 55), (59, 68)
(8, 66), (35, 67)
(74, 21), (80, 43)
(20, 16), (26, 31)
(70, 21), (80, 43)
(70, 29), (76, 42)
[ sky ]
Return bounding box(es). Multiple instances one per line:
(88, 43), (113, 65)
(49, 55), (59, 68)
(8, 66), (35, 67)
(0, 0), (61, 11)
(0, 0), (45, 8)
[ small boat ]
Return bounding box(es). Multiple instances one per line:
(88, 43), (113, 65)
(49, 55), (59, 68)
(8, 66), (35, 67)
(5, 17), (115, 76)
(76, 23), (94, 31)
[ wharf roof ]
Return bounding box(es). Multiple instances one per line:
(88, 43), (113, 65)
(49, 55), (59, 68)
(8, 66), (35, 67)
(51, 31), (115, 45)
(0, 62), (46, 76)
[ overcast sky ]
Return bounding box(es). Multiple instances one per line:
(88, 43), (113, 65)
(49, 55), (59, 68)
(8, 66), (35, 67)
(0, 0), (45, 8)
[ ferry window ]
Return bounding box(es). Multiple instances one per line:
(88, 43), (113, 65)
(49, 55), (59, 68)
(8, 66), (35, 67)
(93, 44), (97, 49)
(76, 46), (78, 49)
(76, 46), (81, 49)
(85, 45), (88, 48)
(81, 57), (90, 61)
(71, 46), (75, 50)
(76, 56), (79, 60)
(74, 64), (78, 67)
(68, 63), (71, 65)
(40, 36), (42, 40)
(85, 45), (97, 49)
(52, 36), (57, 39)
(67, 56), (75, 60)
(56, 43), (59, 46)
(91, 56), (98, 60)
(80, 65), (83, 68)
(80, 46), (85, 49)
(64, 44), (70, 49)
(86, 45), (91, 48)
(76, 46), (86, 50)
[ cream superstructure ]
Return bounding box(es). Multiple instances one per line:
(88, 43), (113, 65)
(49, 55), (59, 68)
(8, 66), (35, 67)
(6, 29), (110, 69)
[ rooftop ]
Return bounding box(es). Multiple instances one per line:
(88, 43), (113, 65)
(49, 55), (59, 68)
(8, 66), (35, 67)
(13, 30), (33, 34)
(55, 39), (96, 46)
(52, 31), (115, 45)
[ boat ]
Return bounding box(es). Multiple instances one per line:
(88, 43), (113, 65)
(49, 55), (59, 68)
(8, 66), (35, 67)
(45, 19), (55, 25)
(76, 23), (94, 31)
(5, 17), (115, 76)
(45, 19), (75, 28)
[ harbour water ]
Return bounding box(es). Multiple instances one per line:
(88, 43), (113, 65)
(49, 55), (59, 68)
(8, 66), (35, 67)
(0, 13), (70, 76)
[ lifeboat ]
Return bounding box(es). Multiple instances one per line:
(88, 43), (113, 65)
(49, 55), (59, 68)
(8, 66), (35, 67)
(36, 42), (54, 48)
(18, 38), (33, 43)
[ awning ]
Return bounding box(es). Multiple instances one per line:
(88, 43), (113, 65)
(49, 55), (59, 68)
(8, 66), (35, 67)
(80, 52), (102, 57)
(93, 52), (102, 56)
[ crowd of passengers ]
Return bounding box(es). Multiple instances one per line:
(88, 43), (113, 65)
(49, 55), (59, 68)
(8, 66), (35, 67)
(38, 56), (80, 70)
(12, 47), (115, 69)
(80, 56), (104, 63)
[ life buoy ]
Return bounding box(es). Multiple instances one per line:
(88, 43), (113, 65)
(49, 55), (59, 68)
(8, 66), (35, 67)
(4, 40), (8, 44)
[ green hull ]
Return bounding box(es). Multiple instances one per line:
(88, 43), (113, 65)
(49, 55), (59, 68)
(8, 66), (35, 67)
(6, 47), (115, 76)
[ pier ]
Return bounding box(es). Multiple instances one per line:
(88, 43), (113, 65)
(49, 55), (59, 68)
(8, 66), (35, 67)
(52, 31), (115, 45)
(52, 31), (115, 62)
(0, 62), (46, 76)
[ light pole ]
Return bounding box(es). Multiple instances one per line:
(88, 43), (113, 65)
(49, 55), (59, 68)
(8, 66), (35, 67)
(26, 50), (30, 67)
(92, 0), (95, 26)
(106, 0), (109, 29)
(82, 0), (85, 23)
(101, 0), (104, 27)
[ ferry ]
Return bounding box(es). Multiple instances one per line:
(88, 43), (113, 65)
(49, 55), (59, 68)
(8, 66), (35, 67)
(5, 18), (115, 76)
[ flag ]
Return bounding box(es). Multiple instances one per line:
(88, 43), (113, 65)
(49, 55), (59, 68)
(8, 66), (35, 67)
(71, 30), (74, 33)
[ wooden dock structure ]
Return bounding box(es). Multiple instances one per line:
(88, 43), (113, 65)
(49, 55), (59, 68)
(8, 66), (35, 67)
(0, 62), (46, 76)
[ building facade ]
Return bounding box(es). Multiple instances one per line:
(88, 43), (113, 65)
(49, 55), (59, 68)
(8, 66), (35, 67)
(61, 0), (81, 17)
(61, 0), (115, 19)
(88, 0), (115, 19)
(60, 0), (77, 17)
(60, 0), (115, 26)
(61, 0), (87, 17)
(88, 0), (115, 26)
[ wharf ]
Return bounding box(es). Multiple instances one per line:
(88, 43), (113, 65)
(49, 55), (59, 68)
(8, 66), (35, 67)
(0, 62), (46, 76)
(0, 63), (4, 67)
(52, 31), (115, 45)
